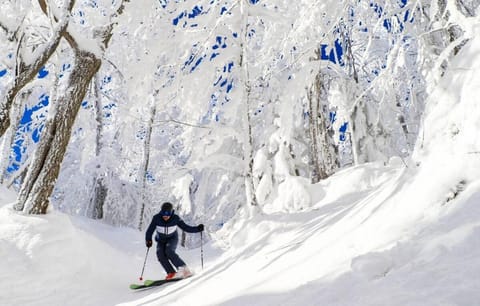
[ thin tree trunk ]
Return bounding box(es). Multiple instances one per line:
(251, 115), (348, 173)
(138, 102), (156, 230)
(350, 101), (366, 165)
(240, 0), (258, 207)
(307, 71), (339, 182)
(348, 76), (368, 165)
(90, 177), (107, 219)
(89, 76), (107, 220)
(0, 89), (27, 183)
(307, 83), (323, 183)
(307, 48), (340, 182)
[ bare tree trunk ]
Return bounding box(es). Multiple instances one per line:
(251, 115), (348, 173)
(93, 77), (103, 157)
(240, 0), (258, 207)
(90, 177), (107, 219)
(396, 97), (409, 139)
(307, 73), (331, 183)
(138, 102), (156, 230)
(307, 85), (324, 183)
(244, 97), (258, 207)
(89, 76), (107, 220)
(15, 50), (101, 213)
(341, 25), (359, 84)
(350, 99), (367, 165)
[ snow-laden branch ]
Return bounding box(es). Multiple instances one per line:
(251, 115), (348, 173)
(0, 0), (75, 138)
(22, 0), (74, 66)
(0, 21), (8, 35)
(192, 153), (245, 174)
(152, 118), (211, 129)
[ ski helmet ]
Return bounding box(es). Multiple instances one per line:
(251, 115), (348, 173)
(161, 202), (173, 213)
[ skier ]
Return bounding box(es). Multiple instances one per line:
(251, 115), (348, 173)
(145, 202), (204, 280)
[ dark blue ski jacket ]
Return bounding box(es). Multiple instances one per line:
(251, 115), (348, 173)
(145, 213), (201, 242)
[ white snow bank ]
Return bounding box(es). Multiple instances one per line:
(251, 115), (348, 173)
(269, 176), (311, 212)
(0, 204), (144, 306)
(0, 184), (16, 205)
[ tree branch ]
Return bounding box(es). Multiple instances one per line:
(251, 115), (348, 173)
(0, 1), (75, 138)
(0, 21), (9, 35)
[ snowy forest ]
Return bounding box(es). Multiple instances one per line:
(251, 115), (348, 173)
(1, 0), (472, 227)
(1, 0), (480, 305)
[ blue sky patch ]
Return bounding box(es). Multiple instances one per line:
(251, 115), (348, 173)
(7, 94), (50, 173)
(188, 6), (203, 18)
(38, 66), (49, 79)
(226, 81), (233, 93)
(339, 122), (348, 141)
(173, 5), (207, 27)
(190, 56), (205, 72)
(330, 111), (337, 124)
(320, 39), (344, 66)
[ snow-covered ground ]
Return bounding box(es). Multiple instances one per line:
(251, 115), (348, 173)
(2, 11), (480, 306)
(2, 156), (480, 306)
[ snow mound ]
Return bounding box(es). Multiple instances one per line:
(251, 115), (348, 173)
(270, 176), (311, 212)
(0, 185), (16, 206)
(0, 205), (141, 306)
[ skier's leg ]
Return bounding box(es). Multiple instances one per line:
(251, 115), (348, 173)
(164, 234), (186, 268)
(156, 241), (176, 274)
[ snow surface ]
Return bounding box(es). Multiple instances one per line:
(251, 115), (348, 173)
(2, 154), (480, 306)
(2, 10), (480, 306)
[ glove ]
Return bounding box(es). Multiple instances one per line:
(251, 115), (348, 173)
(146, 240), (153, 248)
(197, 224), (204, 232)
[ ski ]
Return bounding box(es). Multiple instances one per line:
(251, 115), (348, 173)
(129, 278), (182, 290)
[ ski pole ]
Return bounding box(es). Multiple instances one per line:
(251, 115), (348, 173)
(200, 231), (204, 270)
(139, 247), (150, 281)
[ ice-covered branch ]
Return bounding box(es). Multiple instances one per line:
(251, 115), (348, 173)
(0, 0), (75, 138)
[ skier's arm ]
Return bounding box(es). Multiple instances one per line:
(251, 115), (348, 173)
(177, 219), (203, 233)
(145, 216), (157, 241)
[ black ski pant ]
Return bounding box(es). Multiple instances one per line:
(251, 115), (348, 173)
(156, 232), (186, 274)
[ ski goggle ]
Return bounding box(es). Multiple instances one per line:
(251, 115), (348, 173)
(161, 210), (173, 216)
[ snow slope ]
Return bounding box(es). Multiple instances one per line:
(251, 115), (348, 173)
(126, 24), (480, 305)
(0, 195), (141, 305)
(2, 15), (480, 306)
(2, 161), (479, 305)
(118, 162), (480, 306)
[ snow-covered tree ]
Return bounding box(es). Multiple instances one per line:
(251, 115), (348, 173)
(10, 0), (133, 214)
(2, 0), (476, 226)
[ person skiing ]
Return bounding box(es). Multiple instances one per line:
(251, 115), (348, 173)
(145, 202), (204, 280)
